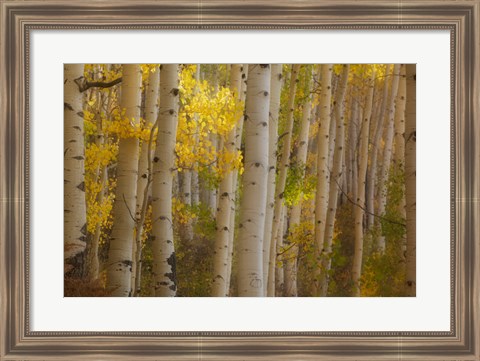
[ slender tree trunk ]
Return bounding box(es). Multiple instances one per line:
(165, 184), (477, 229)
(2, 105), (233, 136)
(284, 69), (313, 296)
(376, 64), (401, 252)
(275, 204), (286, 296)
(366, 69), (390, 230)
(313, 64), (333, 296)
(226, 65), (248, 294)
(262, 64), (283, 295)
(64, 64), (87, 276)
(318, 64), (350, 296)
(86, 161), (107, 281)
(393, 64), (407, 219)
(106, 64), (143, 296)
(208, 66), (220, 217)
(132, 66), (160, 296)
(151, 64), (180, 297)
(191, 66), (201, 207)
(179, 171), (193, 240)
(84, 65), (106, 281)
(349, 101), (359, 203)
(405, 64), (416, 296)
(237, 64), (270, 297)
(393, 65), (407, 166)
(211, 64), (243, 296)
(267, 64), (300, 296)
(352, 72), (375, 296)
(327, 105), (337, 172)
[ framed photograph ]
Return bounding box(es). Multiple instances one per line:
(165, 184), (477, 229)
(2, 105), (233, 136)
(1, 1), (478, 359)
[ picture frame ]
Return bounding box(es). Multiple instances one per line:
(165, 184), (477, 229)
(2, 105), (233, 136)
(1, 0), (478, 359)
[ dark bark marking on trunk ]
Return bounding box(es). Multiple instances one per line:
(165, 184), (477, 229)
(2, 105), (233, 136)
(164, 252), (177, 291)
(80, 223), (87, 235)
(77, 181), (85, 192)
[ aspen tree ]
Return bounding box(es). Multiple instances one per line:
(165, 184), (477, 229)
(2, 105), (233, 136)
(132, 66), (160, 295)
(347, 102), (359, 202)
(313, 64), (333, 295)
(284, 71), (313, 296)
(226, 65), (248, 293)
(327, 104), (337, 172)
(208, 66), (220, 216)
(262, 63), (283, 295)
(318, 64), (350, 296)
(179, 166), (193, 244)
(393, 65), (407, 166)
(151, 64), (180, 296)
(393, 65), (407, 219)
(376, 64), (401, 252)
(275, 204), (286, 296)
(267, 64), (300, 296)
(352, 71), (375, 296)
(84, 64), (106, 281)
(106, 64), (143, 296)
(366, 68), (390, 230)
(64, 64), (87, 275)
(211, 64), (243, 296)
(237, 64), (270, 297)
(190, 65), (201, 208)
(405, 64), (416, 296)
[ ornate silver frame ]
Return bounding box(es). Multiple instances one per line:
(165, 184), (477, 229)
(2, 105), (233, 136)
(1, 1), (478, 359)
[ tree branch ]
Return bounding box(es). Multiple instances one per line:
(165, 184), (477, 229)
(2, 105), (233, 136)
(334, 174), (406, 228)
(75, 77), (123, 93)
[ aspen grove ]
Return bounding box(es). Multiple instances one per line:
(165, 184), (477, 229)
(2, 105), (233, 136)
(64, 64), (416, 297)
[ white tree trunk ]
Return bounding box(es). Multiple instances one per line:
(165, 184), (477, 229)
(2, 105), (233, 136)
(132, 66), (160, 295)
(191, 65), (201, 207)
(393, 64), (407, 219)
(262, 64), (283, 295)
(151, 64), (180, 296)
(84, 64), (106, 282)
(348, 102), (359, 202)
(106, 64), (142, 296)
(237, 64), (270, 297)
(211, 64), (243, 296)
(226, 65), (248, 294)
(313, 64), (333, 295)
(275, 204), (286, 296)
(64, 64), (87, 275)
(405, 64), (416, 296)
(191, 169), (199, 206)
(366, 69), (390, 230)
(208, 66), (220, 217)
(393, 65), (407, 166)
(352, 72), (375, 296)
(179, 170), (193, 243)
(376, 64), (401, 252)
(267, 64), (300, 296)
(284, 70), (313, 296)
(318, 64), (350, 296)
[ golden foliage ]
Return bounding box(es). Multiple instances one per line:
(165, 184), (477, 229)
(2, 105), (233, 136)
(176, 65), (244, 178)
